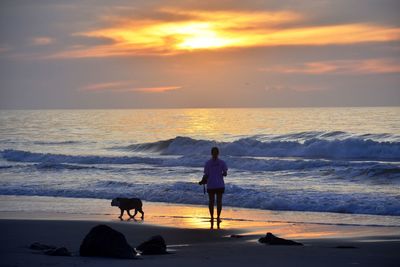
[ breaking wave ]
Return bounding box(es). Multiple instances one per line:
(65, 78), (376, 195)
(0, 149), (162, 165)
(2, 148), (400, 176)
(0, 149), (318, 172)
(121, 134), (400, 161)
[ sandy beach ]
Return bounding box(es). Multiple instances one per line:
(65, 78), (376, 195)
(1, 196), (400, 267)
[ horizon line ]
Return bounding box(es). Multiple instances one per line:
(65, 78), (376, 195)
(0, 105), (399, 111)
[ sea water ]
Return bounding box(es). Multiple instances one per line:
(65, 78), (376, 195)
(0, 108), (399, 224)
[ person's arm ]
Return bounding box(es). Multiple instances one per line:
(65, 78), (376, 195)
(222, 161), (228, 177)
(199, 162), (209, 185)
(204, 161), (209, 176)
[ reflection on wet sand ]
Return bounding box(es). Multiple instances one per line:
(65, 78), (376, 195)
(209, 218), (221, 229)
(2, 195), (399, 240)
(131, 203), (400, 239)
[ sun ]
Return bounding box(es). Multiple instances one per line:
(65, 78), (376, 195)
(155, 22), (234, 50)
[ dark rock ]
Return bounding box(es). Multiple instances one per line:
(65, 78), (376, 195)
(258, 232), (303, 246)
(29, 242), (56, 250)
(79, 224), (135, 259)
(44, 247), (71, 256)
(136, 235), (167, 255)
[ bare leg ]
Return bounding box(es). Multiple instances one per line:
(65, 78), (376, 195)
(216, 193), (223, 222)
(119, 209), (124, 219)
(208, 192), (215, 221)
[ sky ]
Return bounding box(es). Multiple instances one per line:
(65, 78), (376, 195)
(0, 0), (399, 108)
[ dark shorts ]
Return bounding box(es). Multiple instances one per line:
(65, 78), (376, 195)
(207, 188), (225, 194)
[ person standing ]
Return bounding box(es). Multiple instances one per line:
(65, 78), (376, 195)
(201, 147), (228, 227)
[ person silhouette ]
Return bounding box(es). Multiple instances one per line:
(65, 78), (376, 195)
(202, 147), (228, 228)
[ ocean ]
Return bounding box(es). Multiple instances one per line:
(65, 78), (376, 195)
(0, 107), (399, 224)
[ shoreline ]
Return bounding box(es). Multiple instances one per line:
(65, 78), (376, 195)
(1, 194), (400, 238)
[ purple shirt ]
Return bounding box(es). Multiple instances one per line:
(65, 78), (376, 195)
(204, 158), (228, 189)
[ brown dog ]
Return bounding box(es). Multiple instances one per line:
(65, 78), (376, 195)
(111, 197), (144, 219)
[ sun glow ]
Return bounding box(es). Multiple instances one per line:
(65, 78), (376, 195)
(162, 22), (233, 50)
(81, 19), (243, 52)
(62, 9), (300, 57)
(50, 8), (400, 58)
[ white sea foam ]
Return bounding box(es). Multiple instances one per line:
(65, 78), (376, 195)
(1, 149), (162, 165)
(34, 162), (101, 170)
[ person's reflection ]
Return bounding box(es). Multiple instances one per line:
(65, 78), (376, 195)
(210, 219), (221, 229)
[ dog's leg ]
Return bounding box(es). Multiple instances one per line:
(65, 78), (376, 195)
(119, 208), (124, 219)
(127, 209), (134, 218)
(139, 208), (144, 219)
(132, 209), (138, 218)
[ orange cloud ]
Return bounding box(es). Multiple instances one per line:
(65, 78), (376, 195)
(260, 59), (400, 74)
(81, 81), (130, 91)
(80, 82), (181, 93)
(129, 86), (182, 93)
(49, 8), (400, 58)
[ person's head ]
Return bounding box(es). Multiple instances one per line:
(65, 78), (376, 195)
(211, 147), (219, 159)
